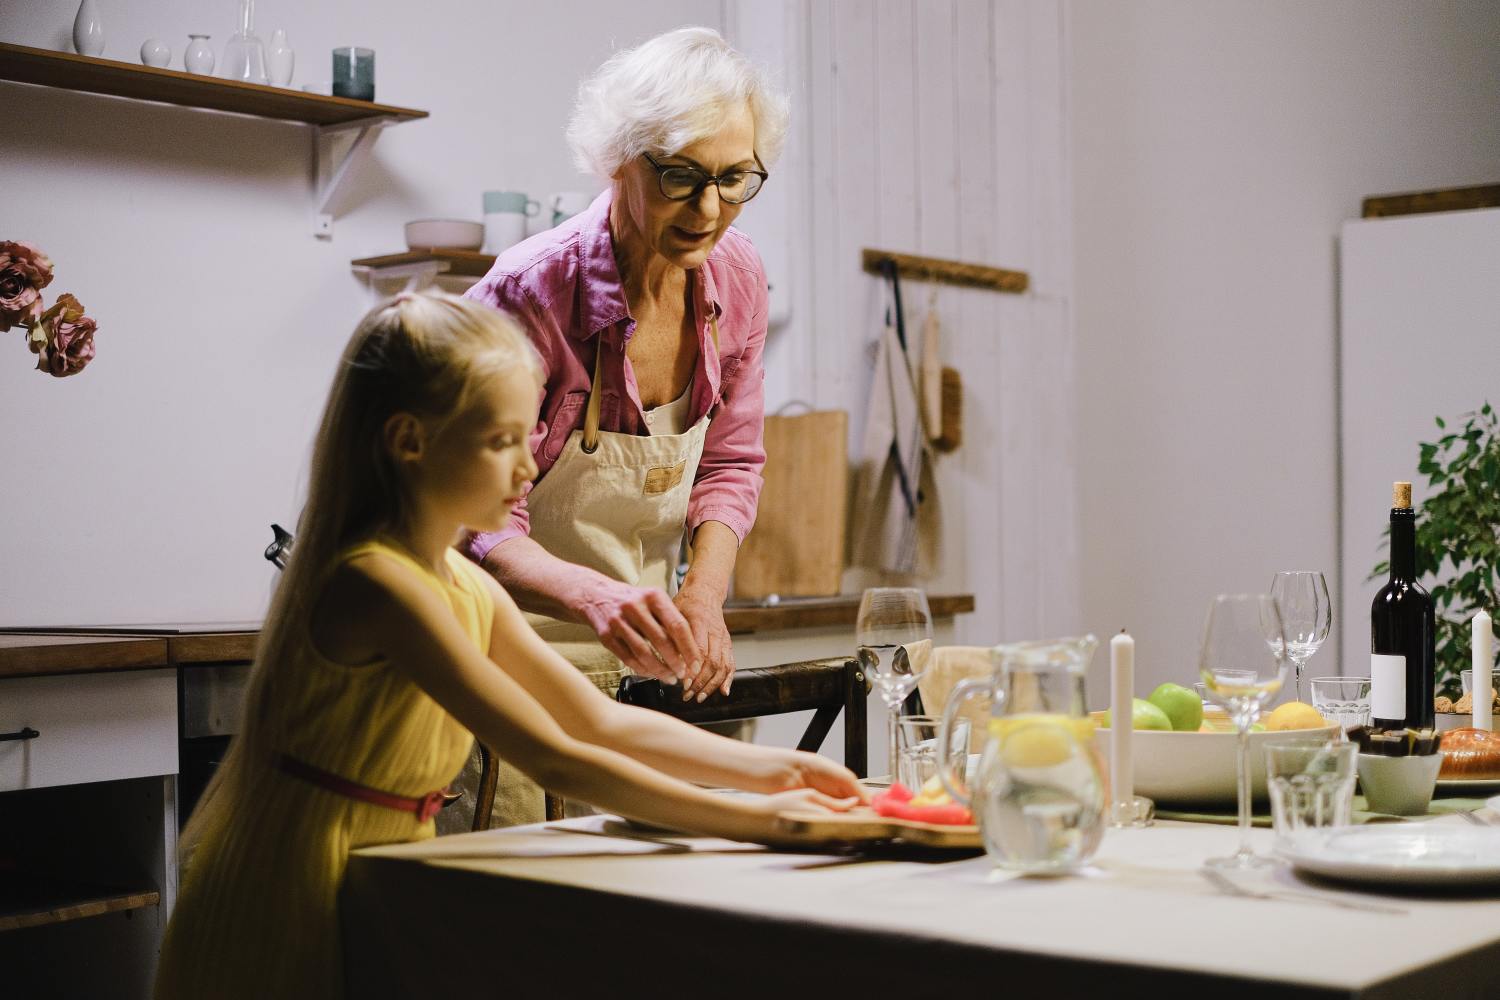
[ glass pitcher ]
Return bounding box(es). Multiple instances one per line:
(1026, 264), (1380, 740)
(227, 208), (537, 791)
(938, 635), (1106, 873)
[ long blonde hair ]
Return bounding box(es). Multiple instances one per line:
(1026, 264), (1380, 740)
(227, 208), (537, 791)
(182, 291), (538, 853)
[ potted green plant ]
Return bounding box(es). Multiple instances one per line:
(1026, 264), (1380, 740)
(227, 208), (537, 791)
(1373, 404), (1500, 697)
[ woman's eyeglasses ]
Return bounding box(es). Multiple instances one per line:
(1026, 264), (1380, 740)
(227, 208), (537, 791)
(641, 152), (767, 205)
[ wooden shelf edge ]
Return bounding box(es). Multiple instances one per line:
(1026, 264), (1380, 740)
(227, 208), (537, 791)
(1362, 184), (1500, 219)
(862, 248), (1029, 294)
(0, 884), (160, 932)
(351, 249), (497, 279)
(724, 593), (975, 635)
(0, 42), (427, 126)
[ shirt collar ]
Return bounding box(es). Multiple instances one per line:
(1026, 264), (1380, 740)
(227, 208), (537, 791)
(574, 188), (725, 341)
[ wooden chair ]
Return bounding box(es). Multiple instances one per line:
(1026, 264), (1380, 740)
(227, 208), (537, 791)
(470, 656), (868, 831)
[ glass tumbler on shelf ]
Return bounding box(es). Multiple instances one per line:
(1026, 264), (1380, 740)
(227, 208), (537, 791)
(222, 0), (267, 84)
(855, 587), (934, 782)
(1200, 593), (1290, 871)
(1269, 570), (1331, 703)
(332, 47), (376, 101)
(896, 715), (969, 793)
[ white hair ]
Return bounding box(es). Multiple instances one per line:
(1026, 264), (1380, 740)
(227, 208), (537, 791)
(567, 27), (790, 179)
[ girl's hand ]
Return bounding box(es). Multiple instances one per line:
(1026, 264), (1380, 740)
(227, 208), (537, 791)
(757, 787), (862, 816)
(754, 750), (869, 803)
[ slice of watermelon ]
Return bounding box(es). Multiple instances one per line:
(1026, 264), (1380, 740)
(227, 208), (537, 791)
(871, 785), (973, 826)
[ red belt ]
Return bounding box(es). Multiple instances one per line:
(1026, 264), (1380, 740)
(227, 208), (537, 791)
(277, 754), (452, 823)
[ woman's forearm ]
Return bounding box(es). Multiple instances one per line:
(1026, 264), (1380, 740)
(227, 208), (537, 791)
(480, 535), (606, 623)
(678, 519), (738, 603)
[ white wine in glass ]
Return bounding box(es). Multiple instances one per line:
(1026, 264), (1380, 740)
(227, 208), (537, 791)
(855, 587), (933, 782)
(1200, 593), (1289, 871)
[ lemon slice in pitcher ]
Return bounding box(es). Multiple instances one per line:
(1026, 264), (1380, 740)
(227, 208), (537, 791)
(989, 714), (1095, 768)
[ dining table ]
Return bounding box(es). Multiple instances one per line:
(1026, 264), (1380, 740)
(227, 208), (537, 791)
(341, 800), (1500, 998)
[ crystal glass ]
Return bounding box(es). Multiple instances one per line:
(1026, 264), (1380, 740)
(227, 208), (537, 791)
(1309, 676), (1372, 731)
(222, 0), (267, 84)
(1200, 593), (1289, 870)
(896, 715), (969, 792)
(1269, 570), (1331, 702)
(1265, 740), (1356, 842)
(856, 587), (933, 781)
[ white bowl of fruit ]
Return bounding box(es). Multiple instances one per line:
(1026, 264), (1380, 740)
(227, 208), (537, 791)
(1092, 684), (1340, 807)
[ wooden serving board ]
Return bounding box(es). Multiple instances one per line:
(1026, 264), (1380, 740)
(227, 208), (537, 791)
(774, 808), (981, 849)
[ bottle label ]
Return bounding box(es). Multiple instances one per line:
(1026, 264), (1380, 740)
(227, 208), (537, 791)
(1371, 653), (1406, 720)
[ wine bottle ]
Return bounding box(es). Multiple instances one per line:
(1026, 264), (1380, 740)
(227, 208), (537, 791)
(1370, 481), (1436, 729)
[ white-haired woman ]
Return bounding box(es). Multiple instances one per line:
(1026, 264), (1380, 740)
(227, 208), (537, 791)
(460, 27), (785, 825)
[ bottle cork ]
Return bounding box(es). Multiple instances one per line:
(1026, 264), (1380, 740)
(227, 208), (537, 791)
(1393, 481), (1412, 508)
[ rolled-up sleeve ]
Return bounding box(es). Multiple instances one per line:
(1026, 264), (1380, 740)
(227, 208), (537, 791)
(687, 276), (767, 544)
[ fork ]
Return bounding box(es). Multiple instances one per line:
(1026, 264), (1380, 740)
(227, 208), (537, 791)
(1200, 867), (1408, 915)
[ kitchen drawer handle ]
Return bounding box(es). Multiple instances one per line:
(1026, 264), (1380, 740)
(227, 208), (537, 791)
(0, 726), (40, 742)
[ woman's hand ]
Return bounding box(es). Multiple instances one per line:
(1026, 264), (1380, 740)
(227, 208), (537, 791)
(674, 588), (735, 702)
(749, 749), (869, 803)
(577, 577), (701, 684)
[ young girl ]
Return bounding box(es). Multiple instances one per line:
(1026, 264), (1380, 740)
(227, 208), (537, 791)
(154, 292), (862, 999)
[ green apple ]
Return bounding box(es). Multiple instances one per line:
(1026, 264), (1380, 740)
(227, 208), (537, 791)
(1147, 682), (1204, 732)
(1104, 697), (1173, 731)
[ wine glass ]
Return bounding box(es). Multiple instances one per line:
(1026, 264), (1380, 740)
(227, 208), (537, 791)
(1269, 571), (1331, 702)
(855, 587), (934, 782)
(1200, 593), (1289, 870)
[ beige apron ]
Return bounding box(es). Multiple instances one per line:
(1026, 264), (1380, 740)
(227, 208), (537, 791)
(442, 317), (728, 832)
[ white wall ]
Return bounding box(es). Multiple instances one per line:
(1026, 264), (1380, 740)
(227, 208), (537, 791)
(1072, 0), (1500, 701)
(0, 0), (717, 625)
(1, 1), (1078, 649)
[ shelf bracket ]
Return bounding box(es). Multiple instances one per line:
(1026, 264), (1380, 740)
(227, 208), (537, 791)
(351, 259), (451, 295)
(312, 117), (394, 239)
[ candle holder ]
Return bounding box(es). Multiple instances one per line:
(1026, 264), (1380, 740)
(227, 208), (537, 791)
(1109, 795), (1155, 828)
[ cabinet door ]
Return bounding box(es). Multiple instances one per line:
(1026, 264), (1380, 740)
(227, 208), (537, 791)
(0, 668), (177, 791)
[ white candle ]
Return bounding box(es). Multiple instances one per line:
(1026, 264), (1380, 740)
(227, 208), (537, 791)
(1110, 630), (1135, 817)
(1475, 610), (1493, 732)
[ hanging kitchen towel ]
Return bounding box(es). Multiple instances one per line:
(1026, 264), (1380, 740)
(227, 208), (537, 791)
(853, 261), (936, 575)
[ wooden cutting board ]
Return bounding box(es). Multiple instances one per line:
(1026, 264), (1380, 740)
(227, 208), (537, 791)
(774, 808), (980, 849)
(733, 410), (848, 599)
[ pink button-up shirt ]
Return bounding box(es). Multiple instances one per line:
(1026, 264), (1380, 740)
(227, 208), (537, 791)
(462, 190), (767, 565)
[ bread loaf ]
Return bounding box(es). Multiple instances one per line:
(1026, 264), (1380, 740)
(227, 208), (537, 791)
(1438, 727), (1500, 779)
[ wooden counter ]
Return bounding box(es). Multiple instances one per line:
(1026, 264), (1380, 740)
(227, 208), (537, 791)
(0, 593), (974, 678)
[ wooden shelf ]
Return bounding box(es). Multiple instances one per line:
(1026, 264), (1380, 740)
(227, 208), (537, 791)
(351, 249), (497, 281)
(1362, 183), (1500, 219)
(0, 42), (427, 126)
(0, 874), (159, 932)
(862, 248), (1028, 294)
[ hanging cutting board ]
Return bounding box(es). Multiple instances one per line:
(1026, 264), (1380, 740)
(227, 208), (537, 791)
(733, 409), (848, 599)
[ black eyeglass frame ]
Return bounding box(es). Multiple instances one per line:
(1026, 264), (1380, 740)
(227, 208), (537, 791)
(641, 151), (769, 205)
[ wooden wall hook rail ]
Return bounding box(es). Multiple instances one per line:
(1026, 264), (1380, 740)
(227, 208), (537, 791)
(862, 248), (1029, 294)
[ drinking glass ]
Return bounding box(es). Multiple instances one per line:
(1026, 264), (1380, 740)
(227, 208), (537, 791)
(896, 715), (969, 792)
(1265, 740), (1356, 842)
(1309, 676), (1371, 731)
(1269, 571), (1331, 702)
(856, 587), (934, 781)
(1200, 593), (1289, 870)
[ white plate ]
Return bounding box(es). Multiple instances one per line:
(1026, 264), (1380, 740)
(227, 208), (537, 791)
(1278, 825), (1500, 887)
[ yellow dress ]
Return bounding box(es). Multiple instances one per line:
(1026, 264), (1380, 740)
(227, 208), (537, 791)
(155, 542), (490, 999)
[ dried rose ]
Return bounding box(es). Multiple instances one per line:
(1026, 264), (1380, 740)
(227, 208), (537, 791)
(0, 241), (55, 332)
(34, 293), (96, 378)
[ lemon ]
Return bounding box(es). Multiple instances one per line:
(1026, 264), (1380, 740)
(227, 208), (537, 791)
(1263, 701), (1328, 731)
(991, 715), (1091, 768)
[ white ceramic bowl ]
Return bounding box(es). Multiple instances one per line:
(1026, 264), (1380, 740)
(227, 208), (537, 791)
(403, 219), (484, 251)
(1092, 717), (1341, 806)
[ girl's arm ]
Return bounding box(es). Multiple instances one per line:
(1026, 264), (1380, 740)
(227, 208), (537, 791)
(477, 572), (866, 801)
(340, 553), (853, 842)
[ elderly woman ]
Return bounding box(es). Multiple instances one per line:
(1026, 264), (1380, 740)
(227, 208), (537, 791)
(457, 27), (784, 826)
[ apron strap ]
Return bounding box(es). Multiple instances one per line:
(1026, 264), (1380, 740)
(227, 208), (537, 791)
(581, 310), (720, 455)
